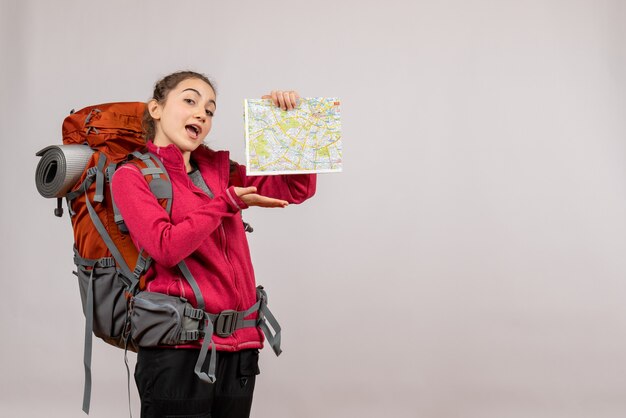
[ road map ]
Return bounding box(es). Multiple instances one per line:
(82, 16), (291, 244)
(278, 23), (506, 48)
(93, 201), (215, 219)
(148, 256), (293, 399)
(244, 97), (342, 175)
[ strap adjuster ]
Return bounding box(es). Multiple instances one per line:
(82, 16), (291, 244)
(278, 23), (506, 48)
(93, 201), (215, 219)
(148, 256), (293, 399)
(184, 305), (205, 321)
(132, 264), (144, 278)
(215, 310), (242, 337)
(179, 329), (200, 341)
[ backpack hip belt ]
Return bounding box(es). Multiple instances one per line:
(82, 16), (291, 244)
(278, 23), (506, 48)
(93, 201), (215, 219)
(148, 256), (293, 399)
(129, 285), (282, 373)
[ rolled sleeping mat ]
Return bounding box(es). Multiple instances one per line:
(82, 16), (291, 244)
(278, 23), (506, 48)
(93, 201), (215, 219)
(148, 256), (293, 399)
(35, 145), (95, 198)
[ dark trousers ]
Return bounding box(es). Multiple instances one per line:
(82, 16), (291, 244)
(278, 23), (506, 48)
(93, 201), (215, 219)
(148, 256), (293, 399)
(135, 348), (260, 418)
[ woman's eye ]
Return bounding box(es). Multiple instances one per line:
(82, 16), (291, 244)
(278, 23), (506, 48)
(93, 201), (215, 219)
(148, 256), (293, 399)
(184, 98), (195, 105)
(206, 110), (214, 117)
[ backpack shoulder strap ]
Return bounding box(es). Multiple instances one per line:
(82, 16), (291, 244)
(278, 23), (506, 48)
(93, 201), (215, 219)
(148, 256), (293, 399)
(114, 150), (173, 229)
(114, 150), (174, 287)
(127, 150), (173, 207)
(126, 150), (219, 384)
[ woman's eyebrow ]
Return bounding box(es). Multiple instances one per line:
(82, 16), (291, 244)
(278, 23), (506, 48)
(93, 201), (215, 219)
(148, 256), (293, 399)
(182, 88), (201, 96)
(182, 88), (216, 106)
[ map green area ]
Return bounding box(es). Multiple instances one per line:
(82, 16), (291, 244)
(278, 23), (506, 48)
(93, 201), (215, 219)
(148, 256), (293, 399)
(244, 97), (342, 175)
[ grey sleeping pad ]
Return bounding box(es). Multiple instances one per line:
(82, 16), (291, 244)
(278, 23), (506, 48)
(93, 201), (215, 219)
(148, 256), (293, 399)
(35, 144), (95, 198)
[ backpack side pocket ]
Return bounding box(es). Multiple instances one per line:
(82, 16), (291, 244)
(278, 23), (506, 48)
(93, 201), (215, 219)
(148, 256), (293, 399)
(130, 292), (202, 347)
(76, 264), (131, 348)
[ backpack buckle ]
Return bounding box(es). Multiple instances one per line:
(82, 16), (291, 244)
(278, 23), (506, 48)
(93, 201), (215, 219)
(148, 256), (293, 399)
(214, 310), (242, 337)
(179, 329), (200, 342)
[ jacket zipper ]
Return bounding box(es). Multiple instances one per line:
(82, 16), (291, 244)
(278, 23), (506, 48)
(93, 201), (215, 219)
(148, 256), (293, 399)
(220, 223), (242, 311)
(217, 152), (242, 312)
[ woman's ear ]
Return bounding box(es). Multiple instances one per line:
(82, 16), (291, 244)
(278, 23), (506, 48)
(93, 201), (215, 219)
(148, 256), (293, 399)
(148, 99), (162, 120)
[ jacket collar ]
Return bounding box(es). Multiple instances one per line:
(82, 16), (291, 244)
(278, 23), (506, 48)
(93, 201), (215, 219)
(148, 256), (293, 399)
(146, 140), (216, 172)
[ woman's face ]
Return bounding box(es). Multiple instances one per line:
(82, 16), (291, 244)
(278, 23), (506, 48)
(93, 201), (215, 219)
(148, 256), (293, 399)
(149, 78), (216, 154)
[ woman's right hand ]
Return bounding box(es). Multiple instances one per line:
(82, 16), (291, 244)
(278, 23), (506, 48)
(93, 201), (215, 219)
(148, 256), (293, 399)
(234, 186), (289, 208)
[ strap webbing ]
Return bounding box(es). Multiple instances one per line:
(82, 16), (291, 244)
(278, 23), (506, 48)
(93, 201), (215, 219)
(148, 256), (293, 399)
(200, 287), (282, 356)
(133, 250), (150, 280)
(85, 192), (135, 283)
(132, 151), (160, 179)
(194, 313), (217, 384)
(175, 260), (218, 382)
(131, 151), (151, 160)
(82, 192), (137, 413)
(257, 287), (282, 356)
(66, 196), (76, 217)
(81, 268), (95, 414)
(73, 247), (115, 269)
(66, 167), (97, 201)
(123, 321), (134, 418)
(107, 162), (125, 225)
(176, 261), (205, 311)
(94, 153), (107, 202)
(147, 152), (173, 213)
(140, 167), (164, 176)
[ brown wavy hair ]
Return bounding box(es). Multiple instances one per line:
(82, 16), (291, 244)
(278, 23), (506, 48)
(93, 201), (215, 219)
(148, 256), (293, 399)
(142, 70), (216, 140)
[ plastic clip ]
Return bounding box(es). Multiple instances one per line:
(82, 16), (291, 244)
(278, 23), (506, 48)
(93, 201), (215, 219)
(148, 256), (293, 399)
(215, 310), (242, 337)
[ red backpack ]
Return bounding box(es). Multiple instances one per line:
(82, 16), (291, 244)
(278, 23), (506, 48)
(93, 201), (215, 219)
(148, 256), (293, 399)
(38, 102), (173, 413)
(36, 102), (282, 415)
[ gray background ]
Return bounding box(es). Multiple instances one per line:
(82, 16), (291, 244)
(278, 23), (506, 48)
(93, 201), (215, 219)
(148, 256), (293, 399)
(2, 0), (626, 417)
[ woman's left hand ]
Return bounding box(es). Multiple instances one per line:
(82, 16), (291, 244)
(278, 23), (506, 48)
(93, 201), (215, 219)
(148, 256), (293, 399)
(234, 186), (289, 208)
(262, 90), (300, 111)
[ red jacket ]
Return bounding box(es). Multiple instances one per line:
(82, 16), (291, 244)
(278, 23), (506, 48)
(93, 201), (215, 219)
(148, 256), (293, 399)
(111, 141), (316, 351)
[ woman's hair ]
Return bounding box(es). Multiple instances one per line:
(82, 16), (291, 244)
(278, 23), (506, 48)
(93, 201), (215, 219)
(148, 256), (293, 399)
(142, 70), (216, 140)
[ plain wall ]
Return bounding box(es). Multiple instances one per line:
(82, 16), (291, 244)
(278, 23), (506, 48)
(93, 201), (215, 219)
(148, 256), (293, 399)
(2, 0), (626, 417)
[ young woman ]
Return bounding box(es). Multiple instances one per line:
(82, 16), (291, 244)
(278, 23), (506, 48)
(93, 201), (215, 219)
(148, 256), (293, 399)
(111, 70), (316, 418)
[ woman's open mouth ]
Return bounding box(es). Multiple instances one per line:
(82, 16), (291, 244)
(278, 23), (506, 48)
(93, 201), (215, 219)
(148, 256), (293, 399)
(186, 124), (201, 139)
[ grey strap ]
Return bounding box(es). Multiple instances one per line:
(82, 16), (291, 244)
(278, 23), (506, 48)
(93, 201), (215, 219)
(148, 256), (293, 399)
(132, 251), (150, 280)
(176, 260), (216, 383)
(107, 162), (126, 226)
(257, 287), (282, 356)
(198, 287), (282, 355)
(81, 268), (95, 414)
(241, 301), (262, 328)
(85, 126), (100, 135)
(84, 108), (100, 125)
(184, 305), (205, 320)
(177, 261), (205, 311)
(105, 162), (116, 183)
(147, 152), (173, 213)
(140, 167), (164, 176)
(131, 151), (151, 160)
(66, 166), (97, 201)
(66, 196), (76, 217)
(123, 328), (134, 418)
(121, 151), (174, 285)
(132, 151), (160, 179)
(206, 301), (260, 337)
(243, 300), (261, 317)
(179, 330), (200, 341)
(73, 250), (115, 269)
(82, 192), (137, 413)
(85, 192), (135, 284)
(194, 313), (217, 384)
(94, 153), (107, 202)
(73, 246), (97, 267)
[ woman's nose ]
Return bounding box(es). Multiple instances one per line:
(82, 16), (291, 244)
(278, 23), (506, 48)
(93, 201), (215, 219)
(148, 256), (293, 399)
(195, 108), (206, 121)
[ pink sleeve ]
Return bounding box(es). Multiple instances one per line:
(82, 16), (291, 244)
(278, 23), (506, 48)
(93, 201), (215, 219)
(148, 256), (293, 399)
(111, 165), (245, 268)
(231, 163), (317, 204)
